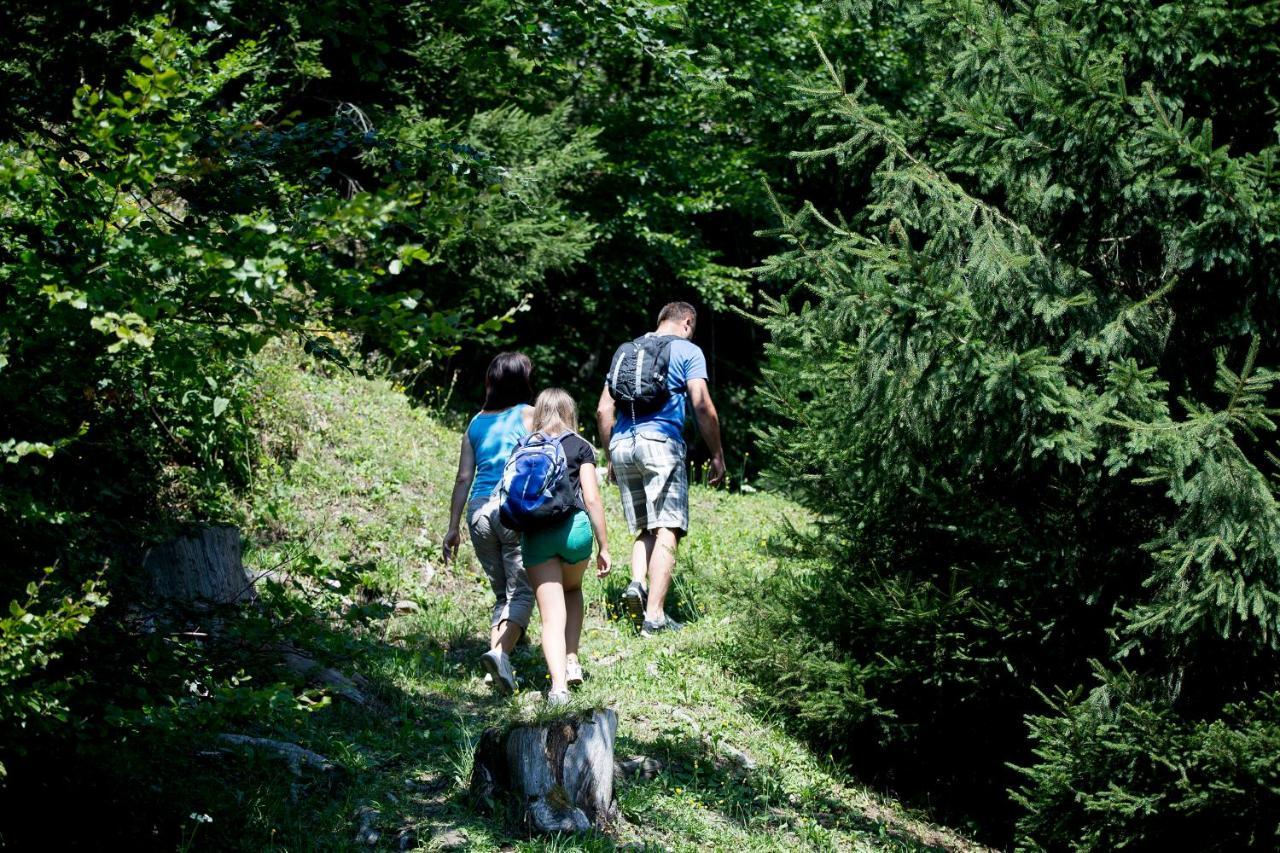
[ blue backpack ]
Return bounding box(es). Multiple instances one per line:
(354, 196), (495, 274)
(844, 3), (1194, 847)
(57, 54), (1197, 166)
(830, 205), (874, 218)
(497, 432), (578, 531)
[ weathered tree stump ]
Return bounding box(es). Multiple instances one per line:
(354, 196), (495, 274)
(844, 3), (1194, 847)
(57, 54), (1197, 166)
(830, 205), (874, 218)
(470, 709), (618, 833)
(143, 524), (253, 605)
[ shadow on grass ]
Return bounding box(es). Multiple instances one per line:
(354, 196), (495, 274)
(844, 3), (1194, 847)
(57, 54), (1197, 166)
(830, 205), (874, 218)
(0, 584), (528, 851)
(613, 731), (952, 852)
(207, 603), (536, 850)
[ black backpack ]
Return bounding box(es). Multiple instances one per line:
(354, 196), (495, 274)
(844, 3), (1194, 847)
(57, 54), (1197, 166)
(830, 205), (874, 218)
(606, 334), (680, 415)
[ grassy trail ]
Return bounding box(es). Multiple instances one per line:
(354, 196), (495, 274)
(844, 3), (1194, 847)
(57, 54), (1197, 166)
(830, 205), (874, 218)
(235, 353), (981, 852)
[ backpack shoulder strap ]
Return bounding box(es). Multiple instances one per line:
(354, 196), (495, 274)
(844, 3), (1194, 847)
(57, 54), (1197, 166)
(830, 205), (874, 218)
(608, 341), (633, 389)
(514, 431), (549, 451)
(637, 333), (681, 350)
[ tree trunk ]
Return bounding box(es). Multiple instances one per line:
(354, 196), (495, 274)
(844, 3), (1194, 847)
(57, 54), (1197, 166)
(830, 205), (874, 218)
(278, 646), (372, 707)
(214, 734), (335, 775)
(470, 708), (618, 833)
(143, 524), (252, 605)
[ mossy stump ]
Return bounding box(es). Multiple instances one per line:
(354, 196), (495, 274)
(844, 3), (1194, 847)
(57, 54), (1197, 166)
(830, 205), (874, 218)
(143, 524), (252, 605)
(469, 708), (618, 833)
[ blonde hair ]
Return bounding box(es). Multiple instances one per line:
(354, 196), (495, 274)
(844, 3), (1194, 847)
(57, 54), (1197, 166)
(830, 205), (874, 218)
(532, 388), (578, 436)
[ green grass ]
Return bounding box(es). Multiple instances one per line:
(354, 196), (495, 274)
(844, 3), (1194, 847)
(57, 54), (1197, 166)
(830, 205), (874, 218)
(209, 345), (983, 852)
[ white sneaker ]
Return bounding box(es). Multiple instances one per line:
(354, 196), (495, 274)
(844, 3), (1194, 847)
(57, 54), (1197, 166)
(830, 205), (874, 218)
(480, 649), (515, 695)
(546, 689), (571, 707)
(566, 659), (584, 687)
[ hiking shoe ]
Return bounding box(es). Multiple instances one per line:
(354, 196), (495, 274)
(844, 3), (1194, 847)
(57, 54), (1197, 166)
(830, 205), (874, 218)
(480, 649), (516, 695)
(566, 659), (584, 687)
(640, 615), (684, 638)
(546, 689), (571, 708)
(622, 582), (647, 629)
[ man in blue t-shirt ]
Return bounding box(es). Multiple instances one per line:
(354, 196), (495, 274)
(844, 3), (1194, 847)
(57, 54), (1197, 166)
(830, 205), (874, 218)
(596, 301), (726, 636)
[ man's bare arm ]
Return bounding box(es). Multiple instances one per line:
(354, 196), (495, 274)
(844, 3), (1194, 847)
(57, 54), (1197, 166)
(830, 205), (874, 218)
(687, 379), (726, 486)
(595, 384), (616, 449)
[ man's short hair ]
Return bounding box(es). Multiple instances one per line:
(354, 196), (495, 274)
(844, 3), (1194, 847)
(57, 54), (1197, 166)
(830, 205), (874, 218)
(657, 301), (697, 331)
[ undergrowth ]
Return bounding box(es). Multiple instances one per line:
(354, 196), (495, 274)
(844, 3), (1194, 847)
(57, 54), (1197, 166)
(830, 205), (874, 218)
(129, 343), (982, 851)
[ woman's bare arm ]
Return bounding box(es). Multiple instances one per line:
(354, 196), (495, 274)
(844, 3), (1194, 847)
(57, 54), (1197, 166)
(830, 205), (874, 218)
(443, 432), (476, 562)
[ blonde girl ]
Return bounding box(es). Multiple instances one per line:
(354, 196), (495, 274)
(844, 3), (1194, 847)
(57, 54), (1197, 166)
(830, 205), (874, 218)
(522, 388), (611, 704)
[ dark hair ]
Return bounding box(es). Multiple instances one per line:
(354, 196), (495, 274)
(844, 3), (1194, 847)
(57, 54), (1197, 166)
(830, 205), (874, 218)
(483, 352), (534, 410)
(657, 301), (697, 331)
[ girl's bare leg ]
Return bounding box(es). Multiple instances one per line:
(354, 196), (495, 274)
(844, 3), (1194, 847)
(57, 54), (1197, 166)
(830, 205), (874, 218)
(562, 559), (588, 659)
(528, 558), (568, 693)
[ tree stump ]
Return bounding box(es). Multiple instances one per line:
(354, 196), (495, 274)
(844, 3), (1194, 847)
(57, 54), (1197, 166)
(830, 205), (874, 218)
(143, 524), (253, 605)
(470, 709), (618, 833)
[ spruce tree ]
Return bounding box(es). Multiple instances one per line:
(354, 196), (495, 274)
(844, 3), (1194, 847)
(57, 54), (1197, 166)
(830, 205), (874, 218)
(744, 0), (1280, 845)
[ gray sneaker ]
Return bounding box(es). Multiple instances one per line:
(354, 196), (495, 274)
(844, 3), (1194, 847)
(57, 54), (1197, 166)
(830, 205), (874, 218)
(640, 615), (684, 638)
(480, 649), (515, 695)
(566, 659), (584, 687)
(546, 689), (571, 708)
(622, 582), (647, 629)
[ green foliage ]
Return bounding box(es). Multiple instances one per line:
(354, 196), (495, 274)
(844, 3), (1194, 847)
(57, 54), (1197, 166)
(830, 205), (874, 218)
(1014, 669), (1280, 850)
(0, 4), (601, 813)
(212, 347), (964, 851)
(735, 0), (1280, 844)
(359, 0), (925, 458)
(0, 338), (964, 849)
(15, 0), (1279, 846)
(0, 568), (105, 778)
(0, 0), (944, 845)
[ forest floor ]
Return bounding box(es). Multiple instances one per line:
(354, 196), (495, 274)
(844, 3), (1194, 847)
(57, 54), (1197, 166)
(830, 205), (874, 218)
(224, 348), (983, 852)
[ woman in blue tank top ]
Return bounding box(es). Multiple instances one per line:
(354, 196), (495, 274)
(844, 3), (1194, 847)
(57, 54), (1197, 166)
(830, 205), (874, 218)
(443, 352), (535, 694)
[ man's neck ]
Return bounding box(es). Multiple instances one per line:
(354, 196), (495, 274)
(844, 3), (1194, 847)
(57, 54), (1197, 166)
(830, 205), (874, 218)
(655, 324), (686, 338)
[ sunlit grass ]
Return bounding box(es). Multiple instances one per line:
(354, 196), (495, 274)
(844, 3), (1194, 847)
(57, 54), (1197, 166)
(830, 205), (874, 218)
(215, 346), (982, 851)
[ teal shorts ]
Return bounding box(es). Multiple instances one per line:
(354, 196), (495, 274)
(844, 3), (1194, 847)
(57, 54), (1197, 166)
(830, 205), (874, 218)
(522, 509), (594, 566)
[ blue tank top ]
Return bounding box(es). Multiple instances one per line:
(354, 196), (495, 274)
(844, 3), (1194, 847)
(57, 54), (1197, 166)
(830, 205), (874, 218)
(466, 405), (531, 501)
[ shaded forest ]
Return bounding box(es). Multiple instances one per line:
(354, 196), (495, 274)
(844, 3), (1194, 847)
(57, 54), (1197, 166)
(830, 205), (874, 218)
(3, 0), (1279, 848)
